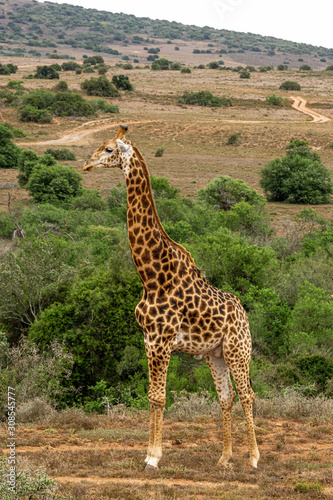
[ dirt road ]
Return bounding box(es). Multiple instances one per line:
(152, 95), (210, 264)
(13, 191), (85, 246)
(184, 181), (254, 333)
(290, 96), (330, 123)
(16, 97), (330, 148)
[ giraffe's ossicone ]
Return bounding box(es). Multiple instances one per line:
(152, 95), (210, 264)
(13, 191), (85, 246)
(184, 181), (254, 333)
(83, 125), (260, 470)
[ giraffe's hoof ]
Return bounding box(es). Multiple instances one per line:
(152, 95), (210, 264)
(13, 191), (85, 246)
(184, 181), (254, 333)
(145, 464), (158, 471)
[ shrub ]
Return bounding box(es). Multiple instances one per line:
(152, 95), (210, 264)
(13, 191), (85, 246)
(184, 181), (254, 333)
(181, 67), (191, 73)
(53, 80), (69, 92)
(326, 65), (333, 71)
(52, 91), (95, 117)
(207, 61), (220, 69)
(112, 74), (134, 90)
(0, 455), (66, 499)
(7, 80), (25, 90)
(28, 266), (143, 394)
(0, 337), (74, 409)
(19, 105), (53, 123)
(265, 94), (283, 106)
(0, 211), (15, 238)
(239, 70), (250, 79)
(197, 175), (265, 210)
(277, 64), (287, 70)
(279, 80), (301, 90)
(34, 65), (59, 79)
(17, 149), (42, 187)
(150, 176), (180, 199)
(170, 62), (181, 70)
(299, 64), (312, 71)
(61, 61), (81, 71)
(226, 131), (241, 145)
(44, 148), (76, 161)
(151, 58), (170, 70)
(178, 91), (232, 107)
(20, 88), (55, 110)
(69, 188), (106, 211)
(27, 163), (83, 205)
(1, 122), (25, 138)
(84, 56), (104, 65)
(83, 66), (95, 73)
(155, 146), (165, 157)
(0, 124), (22, 169)
(260, 140), (333, 203)
(81, 75), (119, 97)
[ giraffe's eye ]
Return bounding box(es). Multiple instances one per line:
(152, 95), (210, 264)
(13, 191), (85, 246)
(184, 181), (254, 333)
(105, 147), (113, 153)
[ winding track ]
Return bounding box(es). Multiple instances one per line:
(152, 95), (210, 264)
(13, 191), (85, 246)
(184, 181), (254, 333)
(16, 97), (330, 147)
(290, 96), (330, 123)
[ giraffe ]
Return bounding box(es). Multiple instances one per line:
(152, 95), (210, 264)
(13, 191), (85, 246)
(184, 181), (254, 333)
(83, 125), (260, 470)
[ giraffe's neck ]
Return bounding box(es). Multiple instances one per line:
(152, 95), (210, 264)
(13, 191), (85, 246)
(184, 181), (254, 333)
(124, 155), (164, 284)
(124, 149), (197, 288)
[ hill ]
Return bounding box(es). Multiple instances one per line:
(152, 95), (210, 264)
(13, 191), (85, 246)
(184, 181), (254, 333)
(0, 0), (332, 69)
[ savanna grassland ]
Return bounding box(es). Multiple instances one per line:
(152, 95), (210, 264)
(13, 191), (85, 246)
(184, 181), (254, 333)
(0, 4), (333, 498)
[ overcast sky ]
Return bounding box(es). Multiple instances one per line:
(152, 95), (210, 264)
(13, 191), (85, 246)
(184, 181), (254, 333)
(44, 0), (332, 49)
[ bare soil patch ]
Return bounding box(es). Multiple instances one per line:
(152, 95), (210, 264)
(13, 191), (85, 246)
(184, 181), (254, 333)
(1, 416), (332, 499)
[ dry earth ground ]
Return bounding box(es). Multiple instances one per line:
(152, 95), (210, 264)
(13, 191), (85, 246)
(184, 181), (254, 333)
(1, 412), (333, 499)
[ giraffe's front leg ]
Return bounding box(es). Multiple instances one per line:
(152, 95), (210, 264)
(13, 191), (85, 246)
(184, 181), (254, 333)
(144, 346), (171, 470)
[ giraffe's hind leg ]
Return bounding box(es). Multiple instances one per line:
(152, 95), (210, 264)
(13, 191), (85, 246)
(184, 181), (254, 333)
(205, 351), (236, 467)
(223, 333), (260, 469)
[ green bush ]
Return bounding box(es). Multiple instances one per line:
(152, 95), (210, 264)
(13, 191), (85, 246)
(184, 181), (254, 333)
(0, 124), (22, 169)
(266, 94), (283, 106)
(91, 98), (119, 113)
(299, 64), (312, 71)
(112, 74), (134, 91)
(155, 146), (165, 157)
(44, 148), (76, 161)
(260, 140), (333, 203)
(286, 282), (333, 357)
(69, 189), (106, 211)
(239, 70), (250, 79)
(19, 105), (53, 123)
(226, 131), (241, 145)
(279, 80), (301, 90)
(20, 88), (55, 110)
(54, 80), (68, 92)
(325, 65), (333, 71)
(17, 149), (42, 186)
(28, 266), (143, 395)
(61, 61), (81, 71)
(197, 175), (265, 210)
(0, 211), (15, 238)
(151, 58), (170, 70)
(188, 227), (278, 295)
(150, 176), (180, 199)
(207, 62), (220, 69)
(52, 91), (95, 117)
(27, 163), (83, 205)
(83, 56), (104, 65)
(178, 91), (232, 107)
(81, 75), (119, 97)
(181, 67), (191, 74)
(34, 65), (59, 79)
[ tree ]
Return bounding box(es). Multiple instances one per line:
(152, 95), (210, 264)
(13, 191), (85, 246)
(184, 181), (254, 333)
(260, 140), (333, 204)
(34, 65), (59, 79)
(81, 76), (119, 97)
(112, 74), (134, 91)
(279, 81), (301, 90)
(197, 175), (265, 210)
(27, 163), (83, 205)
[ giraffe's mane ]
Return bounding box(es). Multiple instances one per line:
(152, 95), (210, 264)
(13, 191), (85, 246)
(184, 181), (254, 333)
(132, 144), (199, 271)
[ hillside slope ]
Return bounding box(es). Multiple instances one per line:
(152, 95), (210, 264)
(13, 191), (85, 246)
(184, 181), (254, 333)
(0, 0), (332, 68)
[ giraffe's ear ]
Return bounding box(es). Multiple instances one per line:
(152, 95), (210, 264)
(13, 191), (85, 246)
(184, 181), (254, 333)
(117, 139), (130, 154)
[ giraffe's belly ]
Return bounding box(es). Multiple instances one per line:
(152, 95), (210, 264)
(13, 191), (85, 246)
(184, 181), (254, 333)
(172, 327), (224, 356)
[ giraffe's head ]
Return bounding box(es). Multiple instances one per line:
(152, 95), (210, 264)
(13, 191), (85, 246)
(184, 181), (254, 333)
(83, 124), (133, 172)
